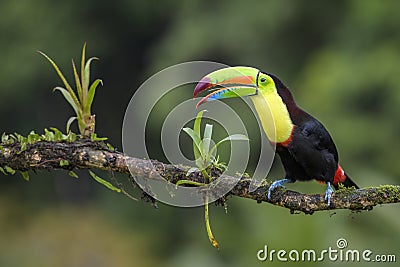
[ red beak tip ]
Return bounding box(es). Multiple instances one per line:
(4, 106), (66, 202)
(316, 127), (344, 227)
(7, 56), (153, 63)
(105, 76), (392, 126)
(195, 98), (205, 109)
(193, 77), (212, 97)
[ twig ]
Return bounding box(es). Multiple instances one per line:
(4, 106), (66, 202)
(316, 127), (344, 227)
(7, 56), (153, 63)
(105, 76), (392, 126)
(1, 140), (399, 214)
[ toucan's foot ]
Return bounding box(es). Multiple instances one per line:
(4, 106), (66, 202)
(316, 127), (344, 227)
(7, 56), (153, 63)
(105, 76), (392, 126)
(268, 179), (292, 199)
(324, 182), (334, 206)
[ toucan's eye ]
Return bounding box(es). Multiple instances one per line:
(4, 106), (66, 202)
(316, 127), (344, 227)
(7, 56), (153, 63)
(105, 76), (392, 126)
(260, 77), (266, 83)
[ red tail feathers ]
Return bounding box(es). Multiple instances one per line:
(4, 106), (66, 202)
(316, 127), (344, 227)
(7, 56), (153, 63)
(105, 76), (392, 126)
(333, 165), (359, 189)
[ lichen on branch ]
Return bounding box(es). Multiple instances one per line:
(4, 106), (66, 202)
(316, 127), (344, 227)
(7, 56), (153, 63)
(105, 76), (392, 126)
(1, 139), (399, 214)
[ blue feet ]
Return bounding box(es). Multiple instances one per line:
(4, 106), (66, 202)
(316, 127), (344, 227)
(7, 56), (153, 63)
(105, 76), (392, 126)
(324, 182), (334, 206)
(268, 179), (292, 199)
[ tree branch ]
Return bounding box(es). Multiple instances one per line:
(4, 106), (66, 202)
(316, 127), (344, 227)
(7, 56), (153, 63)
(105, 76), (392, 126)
(1, 140), (399, 214)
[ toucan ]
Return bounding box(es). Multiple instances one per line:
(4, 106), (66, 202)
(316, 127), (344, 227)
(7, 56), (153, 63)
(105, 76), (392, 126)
(193, 66), (359, 206)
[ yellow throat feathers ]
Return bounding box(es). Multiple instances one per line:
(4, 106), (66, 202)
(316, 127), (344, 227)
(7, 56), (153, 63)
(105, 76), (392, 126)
(250, 90), (294, 143)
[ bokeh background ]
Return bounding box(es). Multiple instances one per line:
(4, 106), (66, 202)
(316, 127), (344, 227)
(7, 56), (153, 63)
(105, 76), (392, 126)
(1, 0), (400, 266)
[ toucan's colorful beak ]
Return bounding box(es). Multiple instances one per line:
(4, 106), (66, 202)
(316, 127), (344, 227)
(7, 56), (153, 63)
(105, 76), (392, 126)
(194, 66), (260, 108)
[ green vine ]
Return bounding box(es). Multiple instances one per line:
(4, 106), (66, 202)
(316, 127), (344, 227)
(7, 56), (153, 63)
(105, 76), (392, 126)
(181, 111), (248, 249)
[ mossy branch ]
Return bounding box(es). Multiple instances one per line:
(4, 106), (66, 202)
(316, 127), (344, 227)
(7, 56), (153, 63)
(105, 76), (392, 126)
(1, 140), (399, 214)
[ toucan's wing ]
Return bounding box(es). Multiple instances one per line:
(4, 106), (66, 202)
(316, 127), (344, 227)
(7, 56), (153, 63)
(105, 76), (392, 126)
(286, 119), (338, 182)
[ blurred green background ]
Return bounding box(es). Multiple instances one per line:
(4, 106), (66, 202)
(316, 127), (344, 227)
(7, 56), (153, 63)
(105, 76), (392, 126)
(1, 0), (400, 266)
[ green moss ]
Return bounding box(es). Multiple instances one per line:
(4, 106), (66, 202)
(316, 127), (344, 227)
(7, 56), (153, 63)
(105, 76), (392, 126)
(59, 159), (70, 167)
(333, 186), (358, 198)
(4, 166), (15, 175)
(20, 171), (29, 181)
(373, 185), (400, 203)
(0, 128), (80, 147)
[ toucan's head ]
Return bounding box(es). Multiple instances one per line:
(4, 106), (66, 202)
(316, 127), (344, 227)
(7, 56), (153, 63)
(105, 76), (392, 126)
(194, 66), (278, 108)
(193, 66), (296, 143)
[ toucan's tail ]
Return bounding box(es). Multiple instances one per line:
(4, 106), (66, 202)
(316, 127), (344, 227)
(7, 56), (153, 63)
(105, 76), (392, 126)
(333, 165), (359, 189)
(342, 174), (359, 189)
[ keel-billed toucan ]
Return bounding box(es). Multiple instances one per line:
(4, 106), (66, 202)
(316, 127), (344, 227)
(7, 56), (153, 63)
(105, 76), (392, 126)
(193, 67), (359, 206)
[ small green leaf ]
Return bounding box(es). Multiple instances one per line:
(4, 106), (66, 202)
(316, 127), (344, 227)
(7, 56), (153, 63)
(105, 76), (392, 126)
(106, 143), (115, 151)
(21, 171), (29, 181)
(27, 131), (40, 144)
(89, 170), (121, 193)
(175, 179), (205, 187)
(68, 171), (79, 178)
(20, 142), (27, 152)
(50, 127), (63, 141)
(84, 79), (102, 114)
(53, 87), (80, 116)
(15, 133), (26, 143)
(39, 51), (81, 108)
(216, 134), (249, 147)
(209, 134), (249, 156)
(1, 133), (9, 143)
(193, 110), (205, 164)
(4, 166), (15, 175)
(9, 134), (17, 142)
(59, 160), (69, 167)
(193, 110), (204, 136)
(66, 132), (77, 142)
(72, 60), (83, 103)
(182, 127), (204, 163)
(81, 43), (86, 91)
(182, 128), (202, 146)
(83, 57), (98, 91)
(202, 123), (213, 155)
(90, 133), (108, 141)
(0, 167), (8, 175)
(199, 139), (214, 167)
(66, 116), (77, 134)
(43, 128), (55, 141)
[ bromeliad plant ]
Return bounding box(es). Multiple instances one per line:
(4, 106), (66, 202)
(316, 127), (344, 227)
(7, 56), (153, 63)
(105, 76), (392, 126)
(36, 45), (130, 197)
(180, 110), (248, 249)
(182, 110), (248, 181)
(39, 43), (102, 136)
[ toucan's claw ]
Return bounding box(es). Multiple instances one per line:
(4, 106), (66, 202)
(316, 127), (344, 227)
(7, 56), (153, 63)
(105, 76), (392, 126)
(324, 182), (334, 206)
(268, 178), (292, 200)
